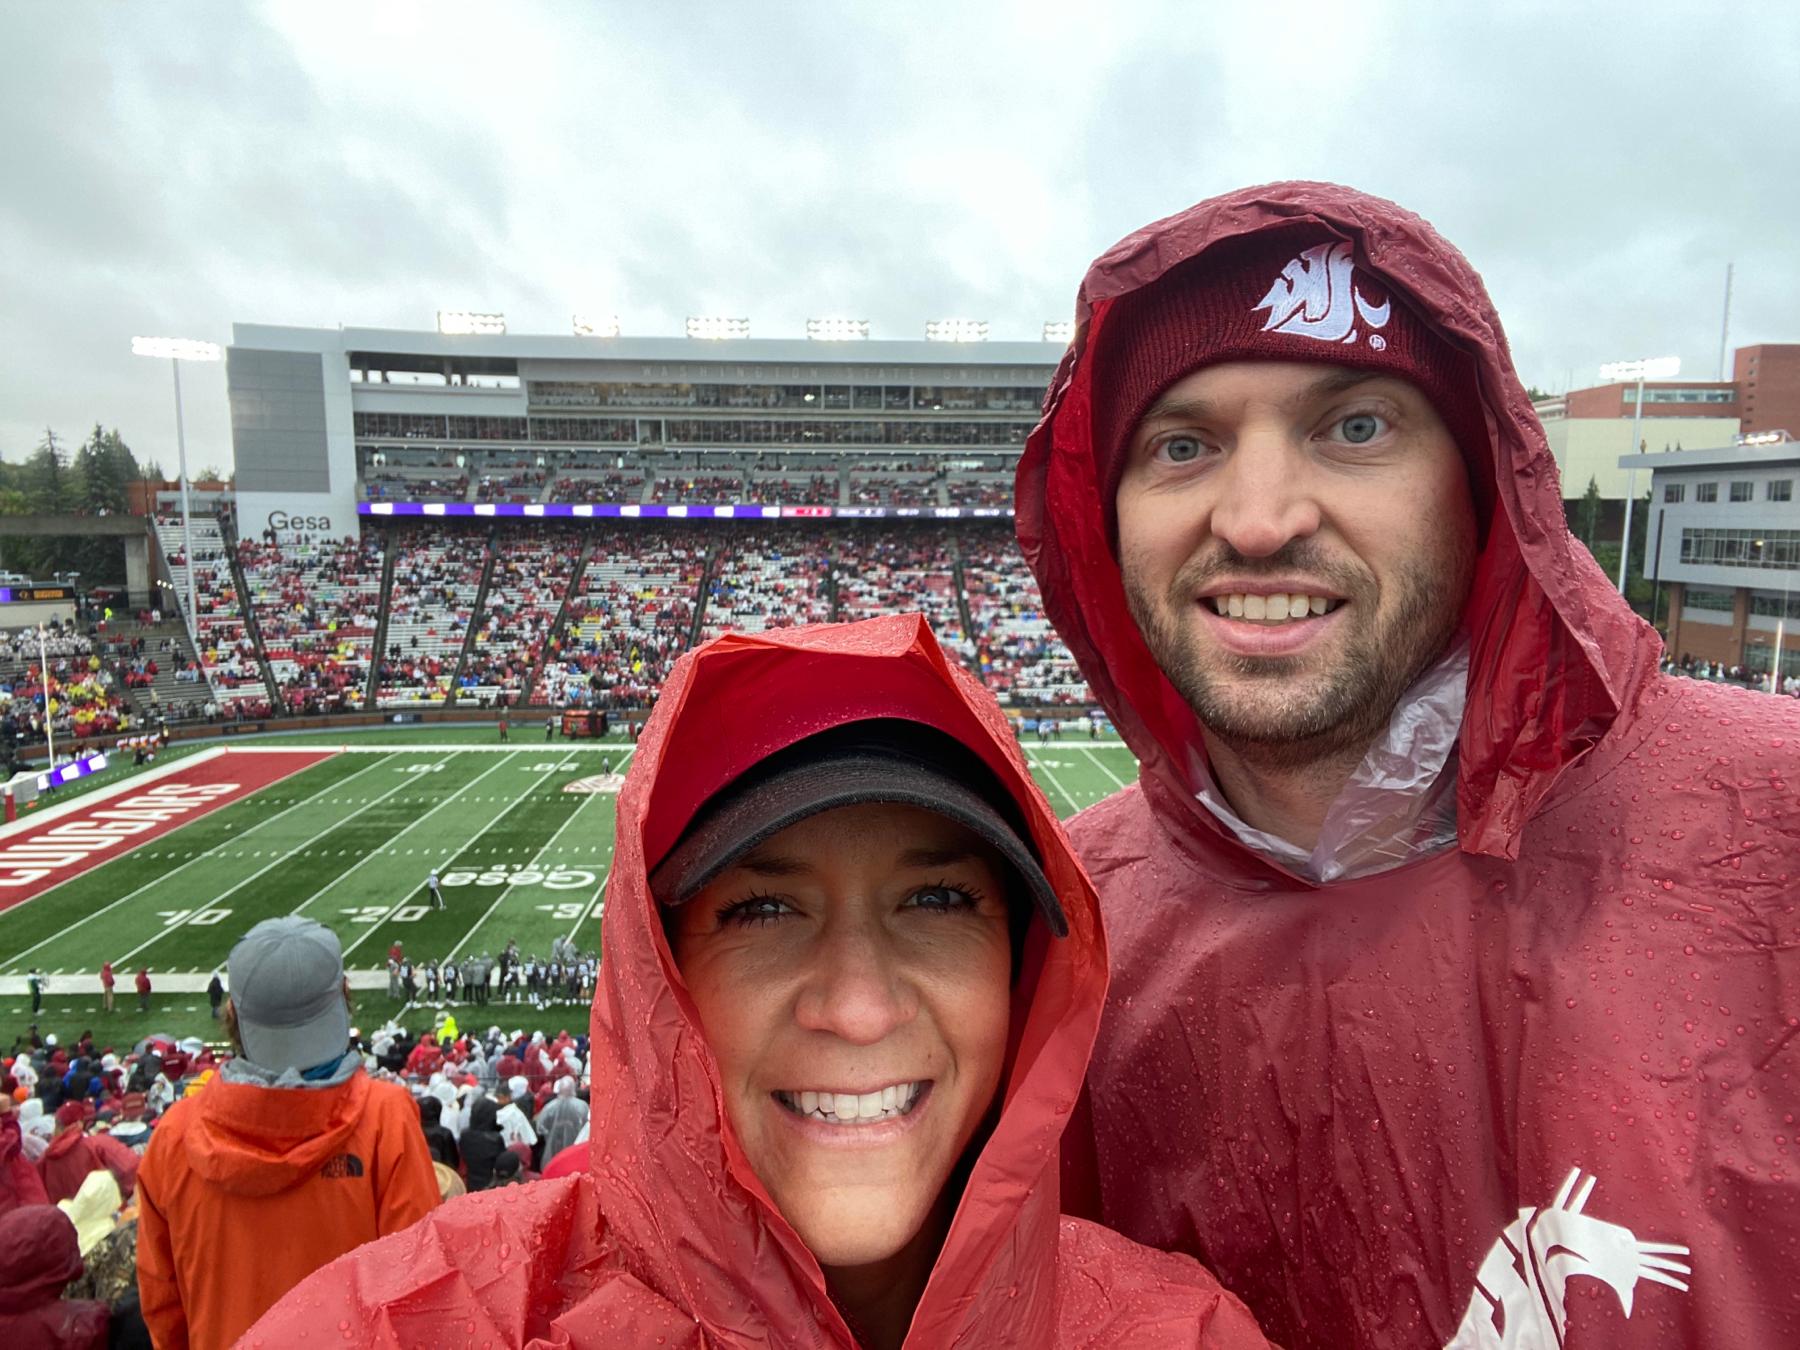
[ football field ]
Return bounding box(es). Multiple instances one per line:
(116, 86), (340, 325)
(0, 729), (1137, 1041)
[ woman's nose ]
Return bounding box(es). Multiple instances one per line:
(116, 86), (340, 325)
(793, 919), (918, 1045)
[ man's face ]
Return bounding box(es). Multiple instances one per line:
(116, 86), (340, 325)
(1114, 360), (1478, 762)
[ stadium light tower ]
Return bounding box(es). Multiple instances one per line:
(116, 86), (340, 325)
(1600, 355), (1680, 593)
(1042, 320), (1075, 344)
(925, 319), (989, 343)
(131, 336), (221, 640)
(806, 318), (870, 341)
(572, 313), (620, 338)
(687, 316), (751, 340)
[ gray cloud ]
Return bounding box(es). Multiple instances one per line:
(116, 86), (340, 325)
(3, 0), (1796, 474)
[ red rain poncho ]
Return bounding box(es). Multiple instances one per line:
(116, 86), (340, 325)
(244, 615), (1268, 1348)
(1018, 182), (1800, 1349)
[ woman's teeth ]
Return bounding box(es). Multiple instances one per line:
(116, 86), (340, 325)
(775, 1083), (925, 1124)
(1211, 593), (1338, 622)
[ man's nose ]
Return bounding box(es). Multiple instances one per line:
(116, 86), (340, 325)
(793, 918), (918, 1046)
(1205, 435), (1323, 558)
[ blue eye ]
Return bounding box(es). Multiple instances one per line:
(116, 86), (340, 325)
(1335, 413), (1386, 444)
(1154, 434), (1208, 464)
(715, 895), (792, 928)
(906, 884), (979, 913)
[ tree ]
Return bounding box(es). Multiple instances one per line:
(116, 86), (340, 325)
(1578, 476), (1602, 546)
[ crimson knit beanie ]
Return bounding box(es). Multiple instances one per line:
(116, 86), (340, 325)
(1091, 226), (1491, 517)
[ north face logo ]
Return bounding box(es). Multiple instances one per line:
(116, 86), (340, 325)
(320, 1153), (365, 1179)
(1445, 1168), (1690, 1349)
(1252, 241), (1392, 347)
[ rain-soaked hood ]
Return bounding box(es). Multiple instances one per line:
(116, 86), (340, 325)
(1017, 182), (1663, 868)
(589, 613), (1107, 1346)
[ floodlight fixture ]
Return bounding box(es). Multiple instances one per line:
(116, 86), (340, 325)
(573, 313), (620, 338)
(1737, 430), (1791, 446)
(1598, 356), (1681, 382)
(686, 316), (751, 340)
(807, 318), (870, 341)
(131, 336), (221, 362)
(1042, 321), (1075, 344)
(925, 319), (989, 343)
(437, 311), (507, 336)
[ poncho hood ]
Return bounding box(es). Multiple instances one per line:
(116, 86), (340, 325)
(1017, 181), (1664, 867)
(588, 612), (1108, 1345)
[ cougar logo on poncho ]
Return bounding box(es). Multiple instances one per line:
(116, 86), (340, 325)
(1447, 1169), (1691, 1349)
(1252, 240), (1392, 345)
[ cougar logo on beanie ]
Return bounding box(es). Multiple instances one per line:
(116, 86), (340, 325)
(1252, 240), (1392, 345)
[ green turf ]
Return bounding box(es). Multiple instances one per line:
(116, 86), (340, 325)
(0, 731), (1137, 1047)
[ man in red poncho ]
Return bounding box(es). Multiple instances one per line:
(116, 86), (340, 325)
(1018, 182), (1800, 1349)
(37, 1103), (139, 1206)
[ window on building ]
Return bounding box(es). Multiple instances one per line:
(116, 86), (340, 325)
(1696, 482), (1718, 502)
(1750, 593), (1800, 620)
(1768, 479), (1794, 502)
(1729, 481), (1754, 502)
(1680, 527), (1800, 569)
(1684, 588), (1735, 612)
(1663, 484), (1685, 503)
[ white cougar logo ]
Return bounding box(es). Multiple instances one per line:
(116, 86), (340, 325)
(1252, 241), (1392, 345)
(1445, 1168), (1691, 1350)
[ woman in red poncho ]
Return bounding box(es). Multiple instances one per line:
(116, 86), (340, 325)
(246, 615), (1267, 1348)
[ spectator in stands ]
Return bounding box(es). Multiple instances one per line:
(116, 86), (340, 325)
(0, 1204), (110, 1349)
(135, 916), (437, 1349)
(457, 1096), (506, 1193)
(37, 1104), (139, 1206)
(0, 1096), (49, 1219)
(245, 616), (1264, 1347)
(533, 1075), (587, 1163)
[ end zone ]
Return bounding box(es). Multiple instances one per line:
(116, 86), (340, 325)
(0, 748), (336, 911)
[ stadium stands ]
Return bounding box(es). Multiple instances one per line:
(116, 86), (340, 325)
(699, 526), (832, 638)
(961, 531), (1092, 704)
(240, 533), (384, 714)
(532, 527), (708, 708)
(460, 526), (583, 705)
(153, 515), (269, 713)
(379, 527), (488, 707)
(832, 526), (968, 654)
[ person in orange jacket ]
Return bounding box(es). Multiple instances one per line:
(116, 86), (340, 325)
(134, 916), (438, 1350)
(244, 616), (1268, 1348)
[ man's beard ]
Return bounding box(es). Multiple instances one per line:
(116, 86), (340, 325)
(1123, 539), (1473, 769)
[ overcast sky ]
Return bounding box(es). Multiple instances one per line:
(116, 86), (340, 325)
(4, 1), (1797, 475)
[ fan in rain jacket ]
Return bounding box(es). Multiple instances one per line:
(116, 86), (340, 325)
(244, 614), (1268, 1348)
(1018, 180), (1800, 1350)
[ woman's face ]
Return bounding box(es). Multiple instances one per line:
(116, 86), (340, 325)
(672, 801), (1014, 1271)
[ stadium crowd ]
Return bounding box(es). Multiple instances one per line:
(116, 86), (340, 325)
(2, 932), (603, 1348)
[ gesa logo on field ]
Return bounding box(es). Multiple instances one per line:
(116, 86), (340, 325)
(440, 863), (595, 890)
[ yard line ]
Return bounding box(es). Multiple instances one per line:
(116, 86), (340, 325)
(444, 789), (606, 963)
(108, 751), (466, 966)
(338, 752), (554, 958)
(1078, 744), (1133, 792)
(3, 754), (395, 972)
(1025, 747), (1087, 817)
(560, 747), (633, 943)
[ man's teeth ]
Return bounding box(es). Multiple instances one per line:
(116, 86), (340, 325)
(1211, 593), (1338, 621)
(776, 1083), (926, 1124)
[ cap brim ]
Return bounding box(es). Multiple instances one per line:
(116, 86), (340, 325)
(651, 752), (1068, 938)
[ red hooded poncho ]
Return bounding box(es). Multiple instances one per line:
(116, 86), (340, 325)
(0, 1204), (108, 1349)
(244, 615), (1267, 1348)
(1018, 182), (1800, 1350)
